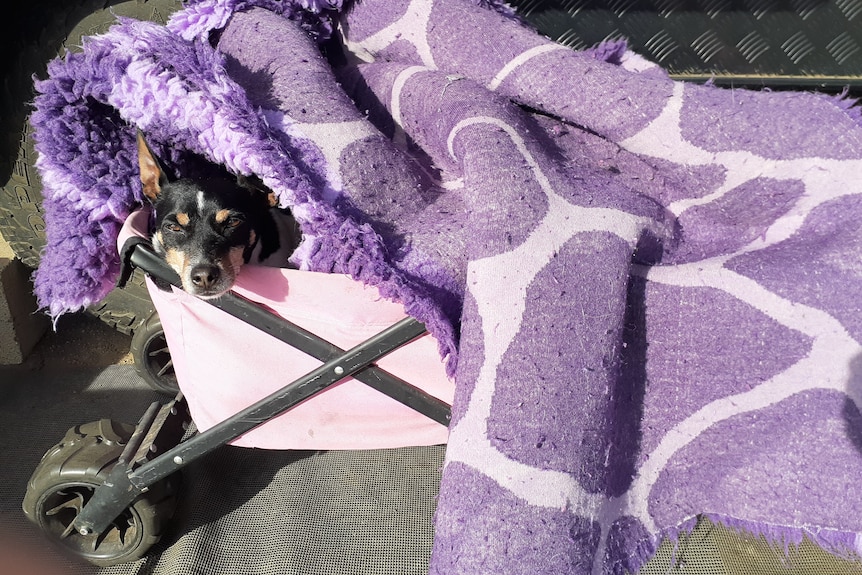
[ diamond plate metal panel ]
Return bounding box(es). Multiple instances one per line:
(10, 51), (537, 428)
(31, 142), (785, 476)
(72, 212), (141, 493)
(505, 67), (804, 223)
(513, 0), (862, 88)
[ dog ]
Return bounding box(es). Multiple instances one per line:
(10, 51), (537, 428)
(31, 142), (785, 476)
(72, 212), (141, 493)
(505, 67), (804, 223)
(137, 131), (300, 298)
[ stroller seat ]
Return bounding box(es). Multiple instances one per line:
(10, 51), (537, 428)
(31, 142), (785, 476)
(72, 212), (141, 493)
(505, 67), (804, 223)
(119, 207), (454, 450)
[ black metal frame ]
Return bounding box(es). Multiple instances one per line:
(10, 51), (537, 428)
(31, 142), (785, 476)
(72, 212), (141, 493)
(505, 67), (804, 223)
(72, 238), (451, 537)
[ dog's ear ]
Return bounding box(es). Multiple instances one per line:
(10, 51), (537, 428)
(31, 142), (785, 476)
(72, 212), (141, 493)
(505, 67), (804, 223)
(237, 174), (279, 208)
(136, 130), (167, 203)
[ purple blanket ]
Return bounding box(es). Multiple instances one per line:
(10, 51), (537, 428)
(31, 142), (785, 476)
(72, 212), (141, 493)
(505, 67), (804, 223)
(31, 1), (862, 573)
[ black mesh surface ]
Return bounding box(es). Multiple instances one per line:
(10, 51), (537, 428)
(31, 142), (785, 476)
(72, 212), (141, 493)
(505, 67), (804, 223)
(639, 518), (862, 574)
(3, 360), (862, 574)
(0, 365), (443, 575)
(124, 445), (445, 575)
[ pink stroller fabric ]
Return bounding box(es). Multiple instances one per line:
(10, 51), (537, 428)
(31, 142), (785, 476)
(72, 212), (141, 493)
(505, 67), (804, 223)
(120, 208), (453, 450)
(33, 1), (862, 572)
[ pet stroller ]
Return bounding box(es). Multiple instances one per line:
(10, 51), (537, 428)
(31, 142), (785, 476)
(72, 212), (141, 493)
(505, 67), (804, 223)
(20, 208), (455, 566)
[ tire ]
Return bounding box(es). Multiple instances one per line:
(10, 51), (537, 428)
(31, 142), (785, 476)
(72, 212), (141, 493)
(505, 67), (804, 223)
(22, 419), (180, 567)
(0, 0), (183, 335)
(132, 312), (180, 396)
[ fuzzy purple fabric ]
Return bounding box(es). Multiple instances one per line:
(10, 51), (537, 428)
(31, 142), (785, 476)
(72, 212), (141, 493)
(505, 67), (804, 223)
(31, 0), (862, 573)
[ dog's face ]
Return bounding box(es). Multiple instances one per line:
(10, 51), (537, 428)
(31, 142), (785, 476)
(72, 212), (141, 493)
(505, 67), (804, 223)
(137, 132), (277, 299)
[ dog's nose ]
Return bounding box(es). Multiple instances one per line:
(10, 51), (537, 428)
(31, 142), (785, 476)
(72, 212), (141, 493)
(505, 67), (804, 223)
(190, 264), (221, 289)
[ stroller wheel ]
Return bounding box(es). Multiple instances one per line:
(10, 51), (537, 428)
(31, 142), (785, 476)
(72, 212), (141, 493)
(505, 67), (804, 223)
(22, 420), (180, 566)
(131, 311), (180, 396)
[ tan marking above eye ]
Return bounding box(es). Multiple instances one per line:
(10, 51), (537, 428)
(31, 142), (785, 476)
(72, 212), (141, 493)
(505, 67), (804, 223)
(215, 209), (231, 224)
(176, 212), (190, 226)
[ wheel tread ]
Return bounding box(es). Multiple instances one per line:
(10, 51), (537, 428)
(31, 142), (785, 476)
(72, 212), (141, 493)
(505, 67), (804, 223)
(22, 419), (180, 566)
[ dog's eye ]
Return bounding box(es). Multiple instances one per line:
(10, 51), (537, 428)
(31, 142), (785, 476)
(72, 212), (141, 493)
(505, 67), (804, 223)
(225, 216), (244, 228)
(164, 222), (183, 233)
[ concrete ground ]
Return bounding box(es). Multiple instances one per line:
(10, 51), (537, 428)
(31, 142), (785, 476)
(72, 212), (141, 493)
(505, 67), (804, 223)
(0, 232), (133, 374)
(1, 308), (133, 372)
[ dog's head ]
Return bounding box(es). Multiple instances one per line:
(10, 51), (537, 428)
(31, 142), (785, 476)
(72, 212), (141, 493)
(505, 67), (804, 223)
(137, 131), (278, 299)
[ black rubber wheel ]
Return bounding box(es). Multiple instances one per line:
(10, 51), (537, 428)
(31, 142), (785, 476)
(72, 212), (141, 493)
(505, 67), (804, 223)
(22, 419), (180, 567)
(0, 0), (182, 335)
(131, 311), (180, 396)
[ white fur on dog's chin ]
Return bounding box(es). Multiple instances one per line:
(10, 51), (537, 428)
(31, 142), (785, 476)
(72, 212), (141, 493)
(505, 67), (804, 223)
(180, 276), (231, 299)
(190, 289), (228, 300)
(178, 245), (246, 299)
